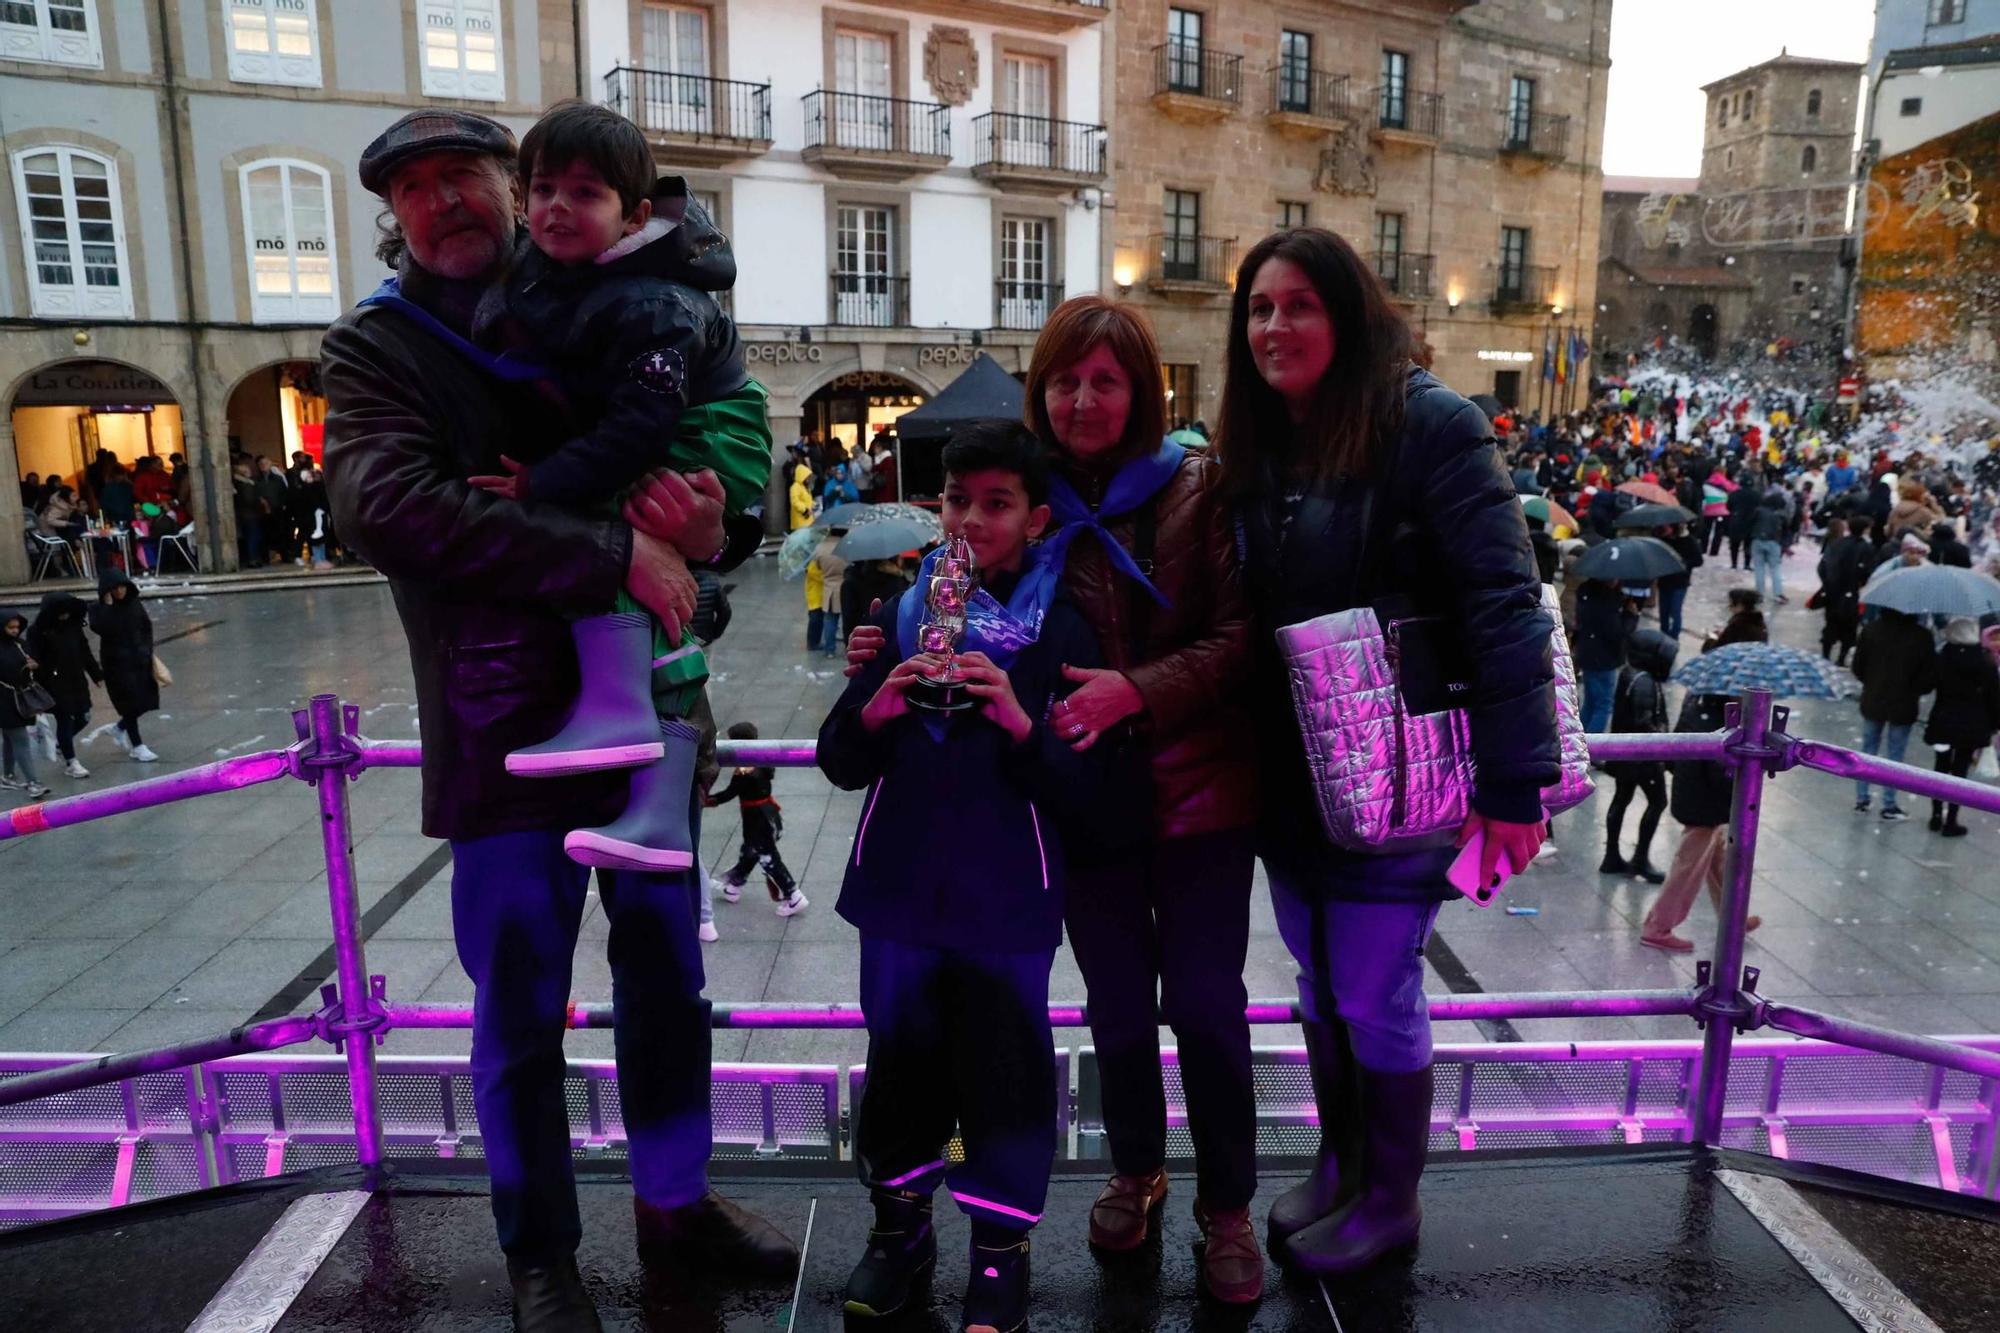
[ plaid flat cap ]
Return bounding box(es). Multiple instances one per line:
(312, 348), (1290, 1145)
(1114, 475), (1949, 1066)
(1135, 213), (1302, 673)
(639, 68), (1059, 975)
(358, 109), (516, 195)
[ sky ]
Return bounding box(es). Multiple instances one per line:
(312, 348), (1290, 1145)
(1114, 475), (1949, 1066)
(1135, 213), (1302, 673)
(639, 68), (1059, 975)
(1600, 0), (1876, 178)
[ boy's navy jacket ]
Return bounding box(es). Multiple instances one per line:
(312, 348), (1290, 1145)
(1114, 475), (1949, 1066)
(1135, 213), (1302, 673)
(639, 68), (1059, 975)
(816, 582), (1107, 954)
(504, 178), (750, 506)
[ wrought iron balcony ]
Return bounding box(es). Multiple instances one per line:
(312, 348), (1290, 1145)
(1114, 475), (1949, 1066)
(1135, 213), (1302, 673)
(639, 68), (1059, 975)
(829, 272), (909, 327)
(971, 114), (1107, 191)
(603, 68), (772, 164)
(1267, 65), (1351, 129)
(1148, 232), (1237, 292)
(1151, 42), (1241, 119)
(995, 279), (1064, 330)
(802, 91), (951, 181)
(1370, 86), (1443, 141)
(1371, 251), (1434, 300)
(1501, 110), (1571, 162)
(1491, 264), (1559, 314)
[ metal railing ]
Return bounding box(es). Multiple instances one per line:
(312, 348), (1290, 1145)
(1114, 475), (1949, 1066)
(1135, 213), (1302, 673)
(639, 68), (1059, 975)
(1148, 231), (1237, 288)
(1371, 85), (1443, 137)
(970, 112), (1107, 178)
(995, 279), (1063, 331)
(7, 691), (2000, 1221)
(1268, 64), (1350, 120)
(1502, 108), (1571, 159)
(1494, 263), (1559, 311)
(1372, 250), (1435, 299)
(602, 67), (772, 147)
(1152, 41), (1241, 103)
(828, 272), (909, 327)
(802, 89), (950, 160)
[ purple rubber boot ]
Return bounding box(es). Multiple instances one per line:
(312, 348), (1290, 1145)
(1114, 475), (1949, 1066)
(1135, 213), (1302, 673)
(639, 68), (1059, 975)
(565, 718), (699, 872)
(506, 613), (665, 777)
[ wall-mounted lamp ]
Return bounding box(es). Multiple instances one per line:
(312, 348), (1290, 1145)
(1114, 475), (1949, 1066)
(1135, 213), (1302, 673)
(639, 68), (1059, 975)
(1551, 303), (1565, 316)
(1113, 263), (1136, 293)
(1446, 286), (1462, 315)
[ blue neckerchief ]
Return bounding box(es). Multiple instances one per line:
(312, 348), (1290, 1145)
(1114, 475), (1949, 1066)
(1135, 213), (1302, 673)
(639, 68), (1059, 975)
(356, 277), (551, 383)
(895, 545), (1061, 741)
(1041, 438), (1185, 608)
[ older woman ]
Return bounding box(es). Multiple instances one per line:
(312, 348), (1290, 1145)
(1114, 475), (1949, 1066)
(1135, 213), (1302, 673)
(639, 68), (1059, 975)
(1214, 229), (1559, 1277)
(850, 296), (1263, 1304)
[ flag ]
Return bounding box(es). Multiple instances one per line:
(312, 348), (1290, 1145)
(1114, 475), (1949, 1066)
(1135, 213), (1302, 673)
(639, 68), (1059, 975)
(1570, 327), (1590, 367)
(1542, 326), (1555, 381)
(1555, 328), (1568, 383)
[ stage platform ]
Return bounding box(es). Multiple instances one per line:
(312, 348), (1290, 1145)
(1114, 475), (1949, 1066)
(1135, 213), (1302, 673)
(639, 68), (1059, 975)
(3, 1146), (1997, 1332)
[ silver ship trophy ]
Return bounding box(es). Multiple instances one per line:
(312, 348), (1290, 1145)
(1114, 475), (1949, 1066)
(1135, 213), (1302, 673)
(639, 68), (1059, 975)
(906, 534), (978, 714)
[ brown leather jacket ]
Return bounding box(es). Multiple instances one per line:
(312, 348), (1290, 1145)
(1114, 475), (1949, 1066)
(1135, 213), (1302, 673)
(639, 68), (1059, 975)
(1057, 450), (1258, 840)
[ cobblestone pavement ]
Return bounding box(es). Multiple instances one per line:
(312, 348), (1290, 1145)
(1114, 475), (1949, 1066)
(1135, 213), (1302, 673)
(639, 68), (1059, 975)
(3, 538), (1998, 1070)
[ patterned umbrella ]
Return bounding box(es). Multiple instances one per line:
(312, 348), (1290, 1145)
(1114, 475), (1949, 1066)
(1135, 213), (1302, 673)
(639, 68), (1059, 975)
(778, 525), (823, 580)
(1859, 565), (2000, 618)
(1674, 642), (1857, 700)
(818, 502), (943, 538)
(1519, 494), (1578, 536)
(1616, 480), (1677, 506)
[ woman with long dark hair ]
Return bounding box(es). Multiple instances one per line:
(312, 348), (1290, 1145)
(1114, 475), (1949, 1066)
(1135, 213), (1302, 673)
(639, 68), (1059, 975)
(1215, 229), (1559, 1276)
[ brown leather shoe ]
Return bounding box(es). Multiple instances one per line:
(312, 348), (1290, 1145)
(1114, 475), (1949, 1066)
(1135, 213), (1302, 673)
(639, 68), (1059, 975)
(1087, 1169), (1168, 1251)
(1194, 1200), (1265, 1304)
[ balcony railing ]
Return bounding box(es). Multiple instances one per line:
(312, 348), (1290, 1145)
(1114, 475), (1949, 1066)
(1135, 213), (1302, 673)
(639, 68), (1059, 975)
(1152, 41), (1241, 104)
(995, 279), (1064, 330)
(1149, 232), (1236, 289)
(1501, 109), (1571, 160)
(971, 113), (1107, 182)
(1493, 263), (1559, 313)
(829, 272), (909, 327)
(1372, 251), (1434, 299)
(603, 67), (772, 154)
(1267, 64), (1350, 121)
(1371, 86), (1443, 138)
(802, 90), (951, 162)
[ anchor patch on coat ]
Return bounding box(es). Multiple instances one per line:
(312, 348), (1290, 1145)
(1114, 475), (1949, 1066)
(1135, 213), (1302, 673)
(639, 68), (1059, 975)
(629, 347), (687, 398)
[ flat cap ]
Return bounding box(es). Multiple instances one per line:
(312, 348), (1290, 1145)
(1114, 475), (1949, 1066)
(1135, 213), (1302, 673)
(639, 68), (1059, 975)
(359, 109), (516, 195)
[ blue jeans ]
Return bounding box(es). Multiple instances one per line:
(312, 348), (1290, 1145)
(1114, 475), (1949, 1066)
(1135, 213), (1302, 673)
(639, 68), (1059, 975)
(820, 611), (843, 655)
(1581, 667), (1620, 735)
(1267, 864), (1442, 1073)
(1751, 538), (1784, 602)
(854, 934), (1056, 1228)
(1657, 583), (1688, 640)
(450, 823), (711, 1259)
(1855, 717), (1913, 807)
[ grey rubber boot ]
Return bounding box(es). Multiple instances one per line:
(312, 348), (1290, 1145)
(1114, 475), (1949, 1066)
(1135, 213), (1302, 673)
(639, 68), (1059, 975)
(506, 613), (665, 777)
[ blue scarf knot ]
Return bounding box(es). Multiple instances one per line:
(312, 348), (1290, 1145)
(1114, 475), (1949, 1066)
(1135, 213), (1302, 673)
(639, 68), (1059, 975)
(1040, 438), (1186, 609)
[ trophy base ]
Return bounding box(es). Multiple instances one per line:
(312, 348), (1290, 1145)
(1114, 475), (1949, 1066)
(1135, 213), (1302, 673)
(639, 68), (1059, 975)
(906, 675), (977, 714)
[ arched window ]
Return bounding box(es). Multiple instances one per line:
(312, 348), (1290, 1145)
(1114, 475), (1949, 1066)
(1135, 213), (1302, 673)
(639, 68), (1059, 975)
(1801, 144), (1818, 174)
(419, 0), (505, 101)
(1806, 88), (1822, 117)
(10, 145), (130, 318)
(239, 158), (339, 322)
(225, 0), (322, 87)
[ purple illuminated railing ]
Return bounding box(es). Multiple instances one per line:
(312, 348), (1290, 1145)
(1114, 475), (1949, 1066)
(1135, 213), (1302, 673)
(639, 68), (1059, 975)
(6, 690), (2000, 1187)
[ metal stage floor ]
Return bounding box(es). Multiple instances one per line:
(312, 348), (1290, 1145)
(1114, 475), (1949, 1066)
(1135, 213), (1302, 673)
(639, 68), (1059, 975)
(3, 1147), (1997, 1332)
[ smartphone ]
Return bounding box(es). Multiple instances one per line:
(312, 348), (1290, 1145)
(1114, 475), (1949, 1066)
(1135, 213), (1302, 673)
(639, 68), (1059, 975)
(1447, 831), (1517, 907)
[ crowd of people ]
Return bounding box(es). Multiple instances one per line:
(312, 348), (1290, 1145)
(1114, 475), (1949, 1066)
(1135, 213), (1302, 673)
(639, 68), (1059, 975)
(20, 449), (192, 576)
(229, 448), (345, 569)
(1, 573), (167, 795)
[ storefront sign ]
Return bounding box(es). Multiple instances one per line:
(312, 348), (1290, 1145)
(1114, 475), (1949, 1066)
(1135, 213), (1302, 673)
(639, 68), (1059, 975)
(1476, 349), (1536, 363)
(14, 361), (177, 406)
(745, 343), (824, 365)
(919, 346), (982, 368)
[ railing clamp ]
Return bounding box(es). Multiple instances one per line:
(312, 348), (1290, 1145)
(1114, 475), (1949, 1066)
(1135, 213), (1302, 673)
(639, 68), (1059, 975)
(1720, 702), (1797, 774)
(285, 702), (376, 784)
(310, 975), (392, 1051)
(1693, 961), (1766, 1035)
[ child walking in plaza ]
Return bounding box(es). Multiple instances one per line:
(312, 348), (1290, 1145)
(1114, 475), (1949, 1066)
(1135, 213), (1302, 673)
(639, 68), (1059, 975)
(0, 611), (53, 799)
(708, 721), (807, 918)
(441, 99), (773, 872)
(1598, 628), (1677, 884)
(817, 422), (1105, 1332)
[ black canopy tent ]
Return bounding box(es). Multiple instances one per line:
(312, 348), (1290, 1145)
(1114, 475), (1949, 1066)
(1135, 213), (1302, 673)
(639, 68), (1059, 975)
(893, 353), (1026, 499)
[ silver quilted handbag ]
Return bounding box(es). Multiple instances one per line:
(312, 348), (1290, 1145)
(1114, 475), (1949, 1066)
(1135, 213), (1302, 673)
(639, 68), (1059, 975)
(1276, 584), (1592, 853)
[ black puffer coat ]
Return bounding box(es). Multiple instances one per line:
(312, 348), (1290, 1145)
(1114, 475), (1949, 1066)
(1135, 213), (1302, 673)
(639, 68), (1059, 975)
(1669, 691), (1734, 828)
(1925, 642), (2000, 749)
(88, 573), (157, 719)
(1853, 611), (1939, 726)
(25, 592), (99, 714)
(0, 613), (37, 730)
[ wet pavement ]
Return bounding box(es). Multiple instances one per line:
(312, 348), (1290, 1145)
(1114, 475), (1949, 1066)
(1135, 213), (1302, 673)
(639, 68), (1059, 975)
(2, 538), (1999, 1070)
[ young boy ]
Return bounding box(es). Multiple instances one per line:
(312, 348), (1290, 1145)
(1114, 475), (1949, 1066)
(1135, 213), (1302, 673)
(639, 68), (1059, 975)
(707, 721), (807, 918)
(1598, 627), (1677, 883)
(468, 100), (773, 872)
(818, 421), (1104, 1333)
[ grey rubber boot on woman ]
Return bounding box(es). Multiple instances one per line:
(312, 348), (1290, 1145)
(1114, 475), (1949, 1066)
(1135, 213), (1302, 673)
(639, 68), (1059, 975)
(1265, 1017), (1363, 1250)
(1280, 1064), (1434, 1277)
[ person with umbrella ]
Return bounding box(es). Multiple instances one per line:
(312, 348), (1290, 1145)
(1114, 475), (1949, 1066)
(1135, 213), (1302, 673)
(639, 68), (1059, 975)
(1852, 607), (1939, 821)
(810, 526), (850, 657)
(1923, 618), (2000, 837)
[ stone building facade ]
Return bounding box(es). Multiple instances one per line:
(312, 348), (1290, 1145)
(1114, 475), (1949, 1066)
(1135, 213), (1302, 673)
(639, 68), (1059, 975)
(1103, 0), (1611, 421)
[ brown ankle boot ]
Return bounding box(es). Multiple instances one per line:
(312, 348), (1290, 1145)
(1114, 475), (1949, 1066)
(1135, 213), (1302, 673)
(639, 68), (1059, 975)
(1087, 1169), (1167, 1251)
(1194, 1200), (1265, 1304)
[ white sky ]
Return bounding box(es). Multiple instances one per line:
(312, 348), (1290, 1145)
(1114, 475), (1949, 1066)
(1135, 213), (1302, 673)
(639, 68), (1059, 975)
(1601, 0), (1876, 177)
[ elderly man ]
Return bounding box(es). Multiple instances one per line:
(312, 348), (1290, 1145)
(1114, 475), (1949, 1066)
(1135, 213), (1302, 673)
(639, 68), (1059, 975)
(322, 110), (794, 1331)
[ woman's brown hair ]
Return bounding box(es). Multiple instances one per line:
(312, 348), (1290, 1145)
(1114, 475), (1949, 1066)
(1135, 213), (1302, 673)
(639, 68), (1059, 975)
(1022, 295), (1167, 461)
(1212, 228), (1414, 497)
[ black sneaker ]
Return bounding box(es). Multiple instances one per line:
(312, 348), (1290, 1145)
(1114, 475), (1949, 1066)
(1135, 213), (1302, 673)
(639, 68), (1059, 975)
(1881, 806), (1910, 823)
(1597, 851), (1630, 876)
(844, 1189), (937, 1318)
(1854, 799), (1871, 815)
(1930, 811), (1945, 832)
(506, 1254), (603, 1333)
(962, 1229), (1031, 1333)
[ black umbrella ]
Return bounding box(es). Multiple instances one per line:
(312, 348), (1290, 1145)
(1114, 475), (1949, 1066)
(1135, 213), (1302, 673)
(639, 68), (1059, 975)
(1613, 503), (1696, 530)
(1572, 536), (1685, 581)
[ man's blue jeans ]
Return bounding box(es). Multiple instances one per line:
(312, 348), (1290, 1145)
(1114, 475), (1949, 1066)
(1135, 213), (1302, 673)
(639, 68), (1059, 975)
(1657, 584), (1689, 640)
(1751, 538), (1784, 602)
(1855, 717), (1913, 807)
(1581, 668), (1620, 736)
(450, 822), (711, 1260)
